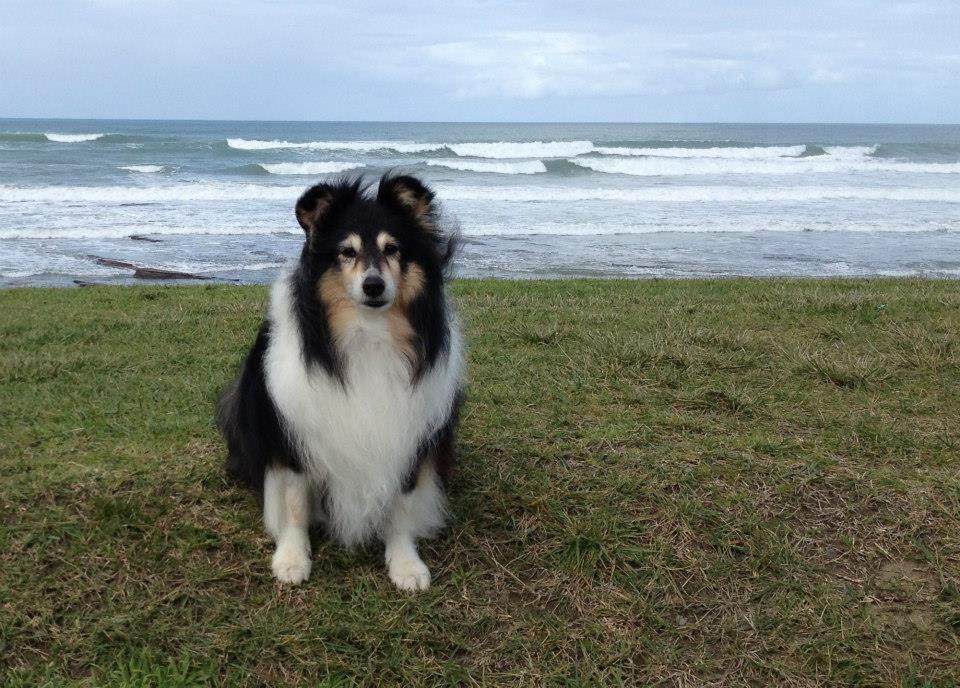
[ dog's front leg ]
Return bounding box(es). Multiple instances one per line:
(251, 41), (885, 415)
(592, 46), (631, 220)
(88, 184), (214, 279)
(383, 464), (447, 591)
(263, 465), (312, 584)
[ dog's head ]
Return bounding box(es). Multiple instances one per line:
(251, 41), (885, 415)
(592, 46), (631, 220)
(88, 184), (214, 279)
(295, 175), (450, 312)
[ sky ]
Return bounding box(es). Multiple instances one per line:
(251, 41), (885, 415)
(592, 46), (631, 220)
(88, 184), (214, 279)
(1, 0), (958, 123)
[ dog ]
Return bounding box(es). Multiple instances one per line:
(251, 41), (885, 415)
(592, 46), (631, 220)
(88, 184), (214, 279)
(217, 174), (463, 591)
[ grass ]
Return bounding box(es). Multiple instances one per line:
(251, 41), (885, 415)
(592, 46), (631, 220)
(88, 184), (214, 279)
(1, 278), (959, 687)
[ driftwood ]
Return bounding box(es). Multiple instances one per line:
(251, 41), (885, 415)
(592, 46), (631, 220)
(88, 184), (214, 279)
(87, 256), (212, 281)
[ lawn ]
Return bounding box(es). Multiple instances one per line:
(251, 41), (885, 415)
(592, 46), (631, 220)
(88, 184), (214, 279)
(1, 279), (958, 687)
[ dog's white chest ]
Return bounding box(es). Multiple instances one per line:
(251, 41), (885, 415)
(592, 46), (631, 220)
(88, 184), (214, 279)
(263, 282), (461, 544)
(288, 334), (438, 470)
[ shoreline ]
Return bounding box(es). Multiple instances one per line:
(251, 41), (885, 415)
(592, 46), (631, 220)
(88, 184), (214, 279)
(4, 228), (960, 287)
(5, 274), (960, 290)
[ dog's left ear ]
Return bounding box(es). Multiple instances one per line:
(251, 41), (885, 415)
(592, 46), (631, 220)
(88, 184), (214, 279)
(377, 175), (435, 228)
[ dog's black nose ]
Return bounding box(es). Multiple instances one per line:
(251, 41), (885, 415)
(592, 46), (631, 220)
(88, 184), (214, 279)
(362, 275), (386, 298)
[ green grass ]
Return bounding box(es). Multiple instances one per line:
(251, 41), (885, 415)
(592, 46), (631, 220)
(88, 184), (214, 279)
(1, 279), (959, 687)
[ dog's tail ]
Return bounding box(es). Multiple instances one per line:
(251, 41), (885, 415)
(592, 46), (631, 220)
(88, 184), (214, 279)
(216, 322), (286, 491)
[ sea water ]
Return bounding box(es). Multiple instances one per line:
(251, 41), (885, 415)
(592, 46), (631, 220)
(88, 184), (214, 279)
(1, 119), (958, 285)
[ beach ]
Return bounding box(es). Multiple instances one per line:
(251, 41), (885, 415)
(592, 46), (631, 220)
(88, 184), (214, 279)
(2, 279), (958, 686)
(2, 120), (960, 285)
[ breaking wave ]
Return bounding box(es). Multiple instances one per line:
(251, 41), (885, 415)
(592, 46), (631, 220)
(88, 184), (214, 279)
(0, 184), (299, 203)
(223, 138), (891, 165)
(45, 133), (106, 143)
(426, 159), (547, 174)
(226, 138), (444, 154)
(258, 162), (364, 175)
(822, 145), (879, 159)
(3, 183), (959, 206)
(569, 155), (960, 176)
(445, 141), (594, 158)
(226, 138), (596, 158)
(440, 185), (960, 203)
(462, 220), (958, 236)
(593, 144), (809, 158)
(119, 165), (167, 174)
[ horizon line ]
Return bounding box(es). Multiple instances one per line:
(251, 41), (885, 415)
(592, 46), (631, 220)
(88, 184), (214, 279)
(0, 116), (958, 127)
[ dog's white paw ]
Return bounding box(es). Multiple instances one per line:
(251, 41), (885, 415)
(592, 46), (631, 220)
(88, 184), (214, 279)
(272, 546), (311, 584)
(388, 556), (431, 591)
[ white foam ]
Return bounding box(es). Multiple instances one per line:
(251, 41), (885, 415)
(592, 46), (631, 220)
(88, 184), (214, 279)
(0, 224), (300, 240)
(227, 138), (444, 153)
(426, 159), (546, 174)
(45, 133), (105, 143)
(463, 220), (956, 236)
(439, 185), (960, 203)
(592, 145), (879, 160)
(569, 156), (960, 177)
(259, 162), (364, 175)
(446, 140), (594, 158)
(0, 184), (299, 203)
(2, 183), (959, 208)
(594, 145), (808, 158)
(823, 145), (878, 159)
(227, 138), (595, 158)
(119, 165), (166, 173)
(224, 139), (875, 163)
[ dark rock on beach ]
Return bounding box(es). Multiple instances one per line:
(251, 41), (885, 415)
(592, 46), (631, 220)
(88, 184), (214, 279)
(88, 256), (212, 281)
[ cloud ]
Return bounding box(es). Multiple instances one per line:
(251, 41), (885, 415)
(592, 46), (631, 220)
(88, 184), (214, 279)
(0, 0), (957, 121)
(419, 32), (635, 98)
(393, 31), (829, 100)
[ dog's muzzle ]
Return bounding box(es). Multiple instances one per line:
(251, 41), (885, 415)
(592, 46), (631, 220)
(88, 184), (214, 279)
(362, 274), (387, 307)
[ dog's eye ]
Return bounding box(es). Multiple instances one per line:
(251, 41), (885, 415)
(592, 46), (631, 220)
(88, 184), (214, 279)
(383, 244), (399, 257)
(339, 247), (357, 259)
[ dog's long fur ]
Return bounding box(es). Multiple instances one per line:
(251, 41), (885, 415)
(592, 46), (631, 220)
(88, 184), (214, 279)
(217, 175), (463, 590)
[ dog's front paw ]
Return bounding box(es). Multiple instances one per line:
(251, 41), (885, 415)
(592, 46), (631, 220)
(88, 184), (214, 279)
(272, 545), (311, 584)
(388, 556), (431, 591)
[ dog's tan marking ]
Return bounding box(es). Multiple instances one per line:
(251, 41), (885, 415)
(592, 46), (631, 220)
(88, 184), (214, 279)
(386, 263), (426, 367)
(398, 263), (425, 306)
(318, 270), (356, 343)
(387, 309), (418, 367)
(396, 189), (429, 214)
(377, 231), (396, 251)
(296, 188), (335, 233)
(378, 231), (403, 283)
(339, 234), (362, 255)
(395, 190), (434, 230)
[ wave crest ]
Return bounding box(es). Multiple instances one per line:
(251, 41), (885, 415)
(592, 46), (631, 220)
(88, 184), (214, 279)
(569, 154), (959, 176)
(45, 133), (105, 143)
(258, 162), (364, 175)
(446, 141), (594, 158)
(226, 138), (444, 154)
(593, 145), (808, 159)
(440, 185), (960, 203)
(2, 184), (958, 205)
(119, 165), (167, 174)
(426, 159), (546, 174)
(823, 145), (878, 159)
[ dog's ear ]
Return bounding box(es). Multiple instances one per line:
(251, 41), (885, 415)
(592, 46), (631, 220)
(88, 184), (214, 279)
(377, 175), (435, 228)
(295, 181), (356, 234)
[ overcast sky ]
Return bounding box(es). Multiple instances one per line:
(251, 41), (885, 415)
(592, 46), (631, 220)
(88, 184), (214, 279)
(2, 0), (958, 122)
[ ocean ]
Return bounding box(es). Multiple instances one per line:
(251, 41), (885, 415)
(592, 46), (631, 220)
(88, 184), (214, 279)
(1, 119), (959, 286)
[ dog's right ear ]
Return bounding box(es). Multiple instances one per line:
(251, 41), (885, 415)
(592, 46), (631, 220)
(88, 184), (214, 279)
(295, 181), (357, 234)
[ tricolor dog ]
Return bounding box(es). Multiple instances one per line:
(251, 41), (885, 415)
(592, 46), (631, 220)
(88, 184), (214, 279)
(217, 175), (463, 591)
